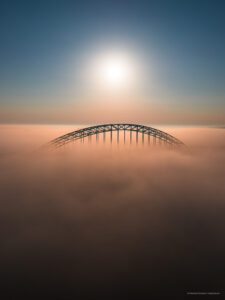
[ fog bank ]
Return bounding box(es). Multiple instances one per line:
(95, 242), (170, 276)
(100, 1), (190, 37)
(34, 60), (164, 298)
(0, 125), (225, 298)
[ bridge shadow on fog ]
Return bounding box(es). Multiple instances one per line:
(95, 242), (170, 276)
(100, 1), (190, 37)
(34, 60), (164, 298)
(46, 124), (185, 150)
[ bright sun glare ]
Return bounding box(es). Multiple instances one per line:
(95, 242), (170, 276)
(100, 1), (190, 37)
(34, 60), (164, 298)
(94, 53), (133, 90)
(101, 57), (128, 86)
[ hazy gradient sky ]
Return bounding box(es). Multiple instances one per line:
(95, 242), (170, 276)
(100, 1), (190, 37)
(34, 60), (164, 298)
(1, 0), (225, 125)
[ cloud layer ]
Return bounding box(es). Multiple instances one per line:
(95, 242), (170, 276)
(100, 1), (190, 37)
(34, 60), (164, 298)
(0, 126), (225, 298)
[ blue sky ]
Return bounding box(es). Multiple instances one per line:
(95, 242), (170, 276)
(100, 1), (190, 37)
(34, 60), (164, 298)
(0, 0), (225, 124)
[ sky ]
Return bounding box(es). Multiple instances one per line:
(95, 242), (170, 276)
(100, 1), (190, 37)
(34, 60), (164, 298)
(1, 0), (225, 125)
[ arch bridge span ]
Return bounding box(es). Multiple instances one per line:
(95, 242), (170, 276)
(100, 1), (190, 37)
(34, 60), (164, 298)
(48, 124), (185, 149)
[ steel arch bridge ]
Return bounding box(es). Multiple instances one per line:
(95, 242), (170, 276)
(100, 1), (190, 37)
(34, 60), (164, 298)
(47, 124), (185, 149)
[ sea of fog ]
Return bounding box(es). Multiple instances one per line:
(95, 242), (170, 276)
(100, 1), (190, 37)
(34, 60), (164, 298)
(0, 125), (225, 298)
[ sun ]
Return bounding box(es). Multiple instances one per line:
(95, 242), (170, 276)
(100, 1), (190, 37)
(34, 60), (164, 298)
(101, 57), (128, 86)
(96, 53), (132, 90)
(87, 50), (139, 94)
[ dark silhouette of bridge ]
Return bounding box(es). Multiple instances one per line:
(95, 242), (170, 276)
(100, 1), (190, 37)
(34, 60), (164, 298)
(48, 124), (185, 149)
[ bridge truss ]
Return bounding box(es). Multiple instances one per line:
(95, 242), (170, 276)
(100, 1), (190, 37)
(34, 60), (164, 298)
(48, 124), (185, 149)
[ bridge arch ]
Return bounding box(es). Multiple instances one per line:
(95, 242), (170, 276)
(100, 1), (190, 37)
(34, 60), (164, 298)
(47, 124), (185, 149)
